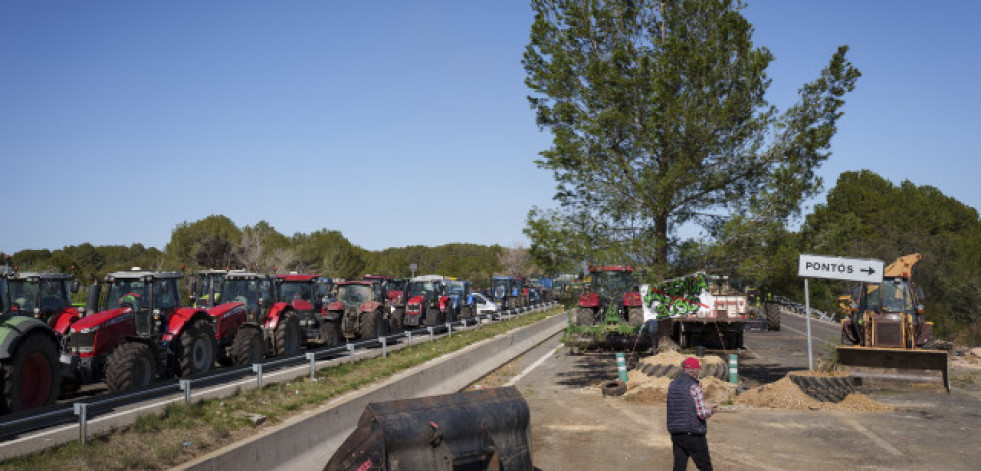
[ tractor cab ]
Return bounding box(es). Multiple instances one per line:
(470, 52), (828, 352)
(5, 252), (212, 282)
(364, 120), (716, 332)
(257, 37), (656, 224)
(191, 269), (229, 308)
(1, 271), (79, 323)
(219, 272), (277, 322)
(101, 271), (183, 338)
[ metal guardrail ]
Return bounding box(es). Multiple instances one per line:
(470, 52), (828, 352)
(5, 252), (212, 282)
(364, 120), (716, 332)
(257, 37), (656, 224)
(0, 301), (560, 446)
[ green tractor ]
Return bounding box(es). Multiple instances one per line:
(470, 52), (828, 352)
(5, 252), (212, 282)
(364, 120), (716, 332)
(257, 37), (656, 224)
(0, 265), (62, 414)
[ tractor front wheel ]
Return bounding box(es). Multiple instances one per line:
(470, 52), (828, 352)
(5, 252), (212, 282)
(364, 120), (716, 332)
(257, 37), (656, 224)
(275, 314), (302, 356)
(178, 319), (217, 378)
(231, 326), (264, 365)
(105, 342), (156, 393)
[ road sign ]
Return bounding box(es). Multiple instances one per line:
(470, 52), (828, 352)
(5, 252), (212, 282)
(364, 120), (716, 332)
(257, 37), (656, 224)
(798, 254), (884, 284)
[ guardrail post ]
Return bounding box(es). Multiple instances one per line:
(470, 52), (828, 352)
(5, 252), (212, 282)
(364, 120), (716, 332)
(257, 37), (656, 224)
(380, 336), (387, 357)
(306, 352), (317, 380)
(73, 402), (88, 445)
(179, 379), (192, 404)
(346, 343), (355, 357)
(427, 327), (434, 341)
(446, 322), (452, 337)
(407, 331), (413, 345)
(252, 363), (264, 388)
(461, 319), (467, 329)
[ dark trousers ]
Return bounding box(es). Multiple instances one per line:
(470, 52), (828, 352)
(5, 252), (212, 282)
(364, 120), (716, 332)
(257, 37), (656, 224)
(645, 319), (660, 354)
(671, 432), (712, 471)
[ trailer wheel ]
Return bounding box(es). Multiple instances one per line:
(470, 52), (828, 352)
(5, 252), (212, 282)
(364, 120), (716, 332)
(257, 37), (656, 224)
(601, 380), (627, 397)
(178, 319), (216, 377)
(275, 314), (301, 356)
(1, 331), (61, 413)
(231, 326), (264, 365)
(765, 303), (781, 331)
(105, 342), (156, 393)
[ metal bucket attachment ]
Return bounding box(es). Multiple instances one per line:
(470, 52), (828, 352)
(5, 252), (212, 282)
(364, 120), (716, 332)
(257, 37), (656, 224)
(836, 346), (949, 392)
(325, 386), (533, 471)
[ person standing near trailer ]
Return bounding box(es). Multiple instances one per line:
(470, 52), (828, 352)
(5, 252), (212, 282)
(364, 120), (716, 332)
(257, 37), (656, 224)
(666, 357), (717, 470)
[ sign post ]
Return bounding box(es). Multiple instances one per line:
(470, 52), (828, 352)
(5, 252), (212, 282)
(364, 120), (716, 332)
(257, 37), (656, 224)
(797, 254), (883, 370)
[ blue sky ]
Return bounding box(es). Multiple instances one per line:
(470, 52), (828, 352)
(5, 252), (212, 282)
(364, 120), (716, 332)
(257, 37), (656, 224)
(2, 1), (978, 254)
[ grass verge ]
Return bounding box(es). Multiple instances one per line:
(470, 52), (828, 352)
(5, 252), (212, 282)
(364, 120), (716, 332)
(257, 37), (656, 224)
(0, 307), (563, 471)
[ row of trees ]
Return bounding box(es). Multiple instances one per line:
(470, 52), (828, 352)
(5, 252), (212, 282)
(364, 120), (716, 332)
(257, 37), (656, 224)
(5, 218), (537, 290)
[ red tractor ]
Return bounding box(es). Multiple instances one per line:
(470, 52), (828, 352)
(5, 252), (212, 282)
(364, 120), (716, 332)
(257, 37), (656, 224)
(275, 273), (337, 347)
(62, 268), (216, 392)
(574, 266), (644, 328)
(204, 272), (311, 365)
(362, 275), (407, 332)
(405, 276), (453, 328)
(324, 280), (390, 341)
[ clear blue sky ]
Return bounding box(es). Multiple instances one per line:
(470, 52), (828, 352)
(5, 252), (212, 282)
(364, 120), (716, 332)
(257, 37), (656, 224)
(2, 1), (978, 254)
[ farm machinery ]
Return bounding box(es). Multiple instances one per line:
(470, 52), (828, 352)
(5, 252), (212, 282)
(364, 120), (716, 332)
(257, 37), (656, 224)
(275, 273), (336, 347)
(363, 275), (407, 331)
(63, 268), (217, 392)
(838, 253), (949, 391)
(191, 269), (229, 308)
(0, 265), (63, 414)
(491, 276), (528, 311)
(564, 266), (647, 351)
(405, 276), (452, 328)
(204, 271), (314, 365)
(643, 272), (748, 351)
(324, 280), (390, 341)
(1, 267), (81, 336)
(445, 279), (476, 320)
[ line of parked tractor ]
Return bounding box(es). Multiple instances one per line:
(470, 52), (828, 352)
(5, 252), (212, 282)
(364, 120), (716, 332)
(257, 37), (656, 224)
(0, 262), (554, 416)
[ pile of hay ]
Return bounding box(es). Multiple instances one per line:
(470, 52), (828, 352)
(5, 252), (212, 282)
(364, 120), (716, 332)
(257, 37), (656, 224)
(734, 373), (892, 412)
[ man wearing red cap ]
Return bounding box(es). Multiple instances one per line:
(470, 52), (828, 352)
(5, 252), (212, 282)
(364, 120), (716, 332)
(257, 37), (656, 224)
(666, 357), (716, 470)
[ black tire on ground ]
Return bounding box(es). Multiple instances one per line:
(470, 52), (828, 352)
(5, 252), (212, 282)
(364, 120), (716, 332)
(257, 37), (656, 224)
(324, 321), (342, 346)
(640, 363), (655, 376)
(460, 305), (474, 320)
(231, 326), (264, 365)
(105, 342), (156, 393)
(627, 307), (644, 328)
(275, 314), (301, 356)
(177, 319), (217, 378)
(360, 310), (380, 339)
(424, 306), (442, 327)
(791, 375), (847, 403)
(601, 380), (627, 397)
(389, 308), (405, 333)
(765, 303), (781, 331)
(1, 331), (61, 413)
(574, 308), (596, 326)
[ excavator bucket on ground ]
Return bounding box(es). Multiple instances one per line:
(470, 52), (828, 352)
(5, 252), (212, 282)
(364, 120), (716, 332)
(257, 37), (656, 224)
(325, 386), (533, 471)
(837, 346), (949, 392)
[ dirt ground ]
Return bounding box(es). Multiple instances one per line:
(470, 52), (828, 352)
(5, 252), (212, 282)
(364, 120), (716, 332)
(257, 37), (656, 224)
(473, 315), (981, 471)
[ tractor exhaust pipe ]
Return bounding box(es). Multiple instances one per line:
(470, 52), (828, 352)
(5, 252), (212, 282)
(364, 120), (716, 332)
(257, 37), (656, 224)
(325, 386), (533, 471)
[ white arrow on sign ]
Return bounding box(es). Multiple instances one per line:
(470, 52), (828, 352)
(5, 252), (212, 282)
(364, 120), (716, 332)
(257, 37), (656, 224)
(798, 254), (884, 283)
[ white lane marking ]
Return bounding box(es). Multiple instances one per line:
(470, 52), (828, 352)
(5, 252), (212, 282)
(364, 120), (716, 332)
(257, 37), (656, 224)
(843, 417), (904, 457)
(505, 345), (561, 386)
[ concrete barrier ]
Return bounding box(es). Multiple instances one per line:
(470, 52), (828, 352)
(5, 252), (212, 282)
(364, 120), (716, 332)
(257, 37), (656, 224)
(178, 311), (567, 471)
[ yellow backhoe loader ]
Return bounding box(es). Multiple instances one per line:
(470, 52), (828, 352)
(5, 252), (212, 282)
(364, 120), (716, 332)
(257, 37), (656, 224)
(838, 253), (948, 391)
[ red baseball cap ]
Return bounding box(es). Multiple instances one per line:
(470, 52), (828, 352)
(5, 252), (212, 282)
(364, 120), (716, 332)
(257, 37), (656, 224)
(682, 357), (701, 370)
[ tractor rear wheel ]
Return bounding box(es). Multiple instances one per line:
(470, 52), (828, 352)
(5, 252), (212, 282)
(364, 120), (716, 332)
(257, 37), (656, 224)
(178, 319), (217, 378)
(105, 342), (156, 393)
(460, 305), (474, 320)
(324, 321), (342, 346)
(1, 331), (61, 413)
(275, 314), (302, 356)
(231, 326), (264, 365)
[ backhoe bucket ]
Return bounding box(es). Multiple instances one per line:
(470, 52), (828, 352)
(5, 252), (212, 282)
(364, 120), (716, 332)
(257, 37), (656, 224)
(325, 386), (533, 471)
(836, 346), (949, 392)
